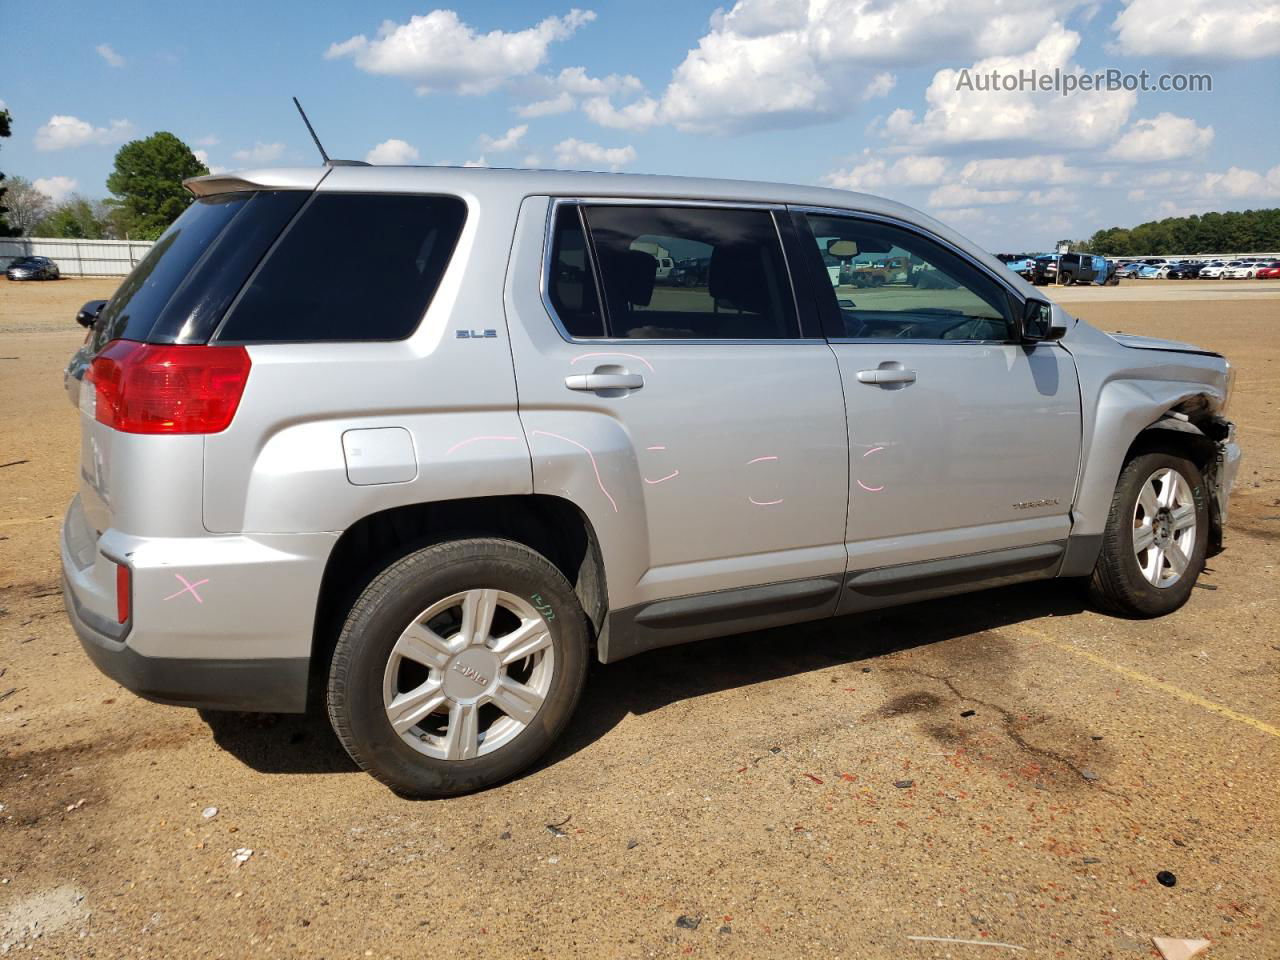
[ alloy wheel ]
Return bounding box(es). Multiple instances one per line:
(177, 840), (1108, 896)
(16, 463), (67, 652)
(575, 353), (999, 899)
(1132, 467), (1197, 588)
(382, 589), (554, 760)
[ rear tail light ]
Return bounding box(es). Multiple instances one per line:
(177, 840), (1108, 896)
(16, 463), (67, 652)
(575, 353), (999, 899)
(88, 340), (251, 434)
(115, 562), (131, 625)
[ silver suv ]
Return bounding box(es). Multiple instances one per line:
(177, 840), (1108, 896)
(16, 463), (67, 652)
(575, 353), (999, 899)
(61, 164), (1241, 797)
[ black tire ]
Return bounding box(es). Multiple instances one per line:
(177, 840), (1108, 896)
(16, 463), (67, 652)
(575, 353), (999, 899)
(1088, 451), (1209, 617)
(327, 538), (589, 797)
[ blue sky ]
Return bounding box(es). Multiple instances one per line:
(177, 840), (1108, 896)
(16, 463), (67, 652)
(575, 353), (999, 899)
(3, 0), (1278, 250)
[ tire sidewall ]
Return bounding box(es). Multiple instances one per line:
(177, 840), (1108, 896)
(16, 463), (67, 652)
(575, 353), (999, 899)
(1113, 452), (1209, 614)
(330, 541), (588, 797)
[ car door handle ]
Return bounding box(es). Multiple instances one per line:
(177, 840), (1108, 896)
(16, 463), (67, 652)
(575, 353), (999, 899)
(856, 368), (916, 384)
(564, 373), (645, 391)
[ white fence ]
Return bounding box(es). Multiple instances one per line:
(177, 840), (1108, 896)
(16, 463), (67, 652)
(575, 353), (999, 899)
(1, 237), (154, 277)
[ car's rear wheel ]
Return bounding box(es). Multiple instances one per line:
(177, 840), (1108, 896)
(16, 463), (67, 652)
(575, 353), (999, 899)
(1088, 451), (1208, 617)
(327, 538), (589, 797)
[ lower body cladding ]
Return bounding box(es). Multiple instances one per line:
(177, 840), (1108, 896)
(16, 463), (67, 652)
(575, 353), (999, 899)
(599, 540), (1070, 662)
(61, 495), (335, 713)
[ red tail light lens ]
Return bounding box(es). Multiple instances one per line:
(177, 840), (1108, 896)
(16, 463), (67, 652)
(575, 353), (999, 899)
(89, 340), (252, 434)
(116, 562), (131, 624)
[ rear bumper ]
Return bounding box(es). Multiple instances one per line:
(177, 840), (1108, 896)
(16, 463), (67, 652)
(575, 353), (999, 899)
(65, 577), (310, 711)
(60, 495), (336, 713)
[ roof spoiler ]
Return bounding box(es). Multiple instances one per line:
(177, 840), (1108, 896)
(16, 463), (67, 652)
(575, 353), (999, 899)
(183, 167), (332, 198)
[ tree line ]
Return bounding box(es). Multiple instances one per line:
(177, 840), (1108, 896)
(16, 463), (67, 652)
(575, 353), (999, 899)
(1, 106), (207, 240)
(1081, 208), (1280, 257)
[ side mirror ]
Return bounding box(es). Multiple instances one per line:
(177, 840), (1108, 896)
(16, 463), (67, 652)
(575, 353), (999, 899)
(1020, 297), (1067, 342)
(76, 299), (108, 328)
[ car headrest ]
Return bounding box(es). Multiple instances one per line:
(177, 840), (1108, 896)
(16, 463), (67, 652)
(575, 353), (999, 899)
(598, 248), (657, 307)
(709, 245), (771, 314)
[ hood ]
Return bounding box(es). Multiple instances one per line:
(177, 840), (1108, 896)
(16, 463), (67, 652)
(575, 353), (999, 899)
(1107, 332), (1222, 358)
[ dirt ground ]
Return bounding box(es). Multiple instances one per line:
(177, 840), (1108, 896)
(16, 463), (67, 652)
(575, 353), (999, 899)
(1, 277), (1277, 959)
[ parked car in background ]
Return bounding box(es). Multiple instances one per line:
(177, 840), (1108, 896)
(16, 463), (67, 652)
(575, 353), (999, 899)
(61, 163), (1242, 798)
(1166, 263), (1204, 279)
(1054, 253), (1117, 285)
(1136, 265), (1164, 279)
(1197, 261), (1228, 278)
(1004, 258), (1036, 281)
(6, 256), (61, 280)
(1115, 262), (1146, 279)
(1255, 261), (1280, 279)
(670, 256), (710, 287)
(1222, 261), (1259, 279)
(1031, 255), (1059, 284)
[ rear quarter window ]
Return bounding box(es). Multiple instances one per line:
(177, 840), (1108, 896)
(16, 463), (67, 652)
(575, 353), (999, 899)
(215, 193), (467, 343)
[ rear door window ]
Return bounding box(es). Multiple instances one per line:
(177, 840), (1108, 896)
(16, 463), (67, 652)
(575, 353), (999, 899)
(215, 193), (467, 343)
(573, 205), (799, 340)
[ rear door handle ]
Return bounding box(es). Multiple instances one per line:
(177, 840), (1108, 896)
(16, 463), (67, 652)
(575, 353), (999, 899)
(856, 368), (916, 384)
(564, 373), (645, 391)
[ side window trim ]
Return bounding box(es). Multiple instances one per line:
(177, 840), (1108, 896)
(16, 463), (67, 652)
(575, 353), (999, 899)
(789, 204), (1028, 344)
(540, 197), (825, 345)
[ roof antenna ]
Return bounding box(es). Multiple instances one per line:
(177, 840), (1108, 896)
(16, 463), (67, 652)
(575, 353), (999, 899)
(293, 96), (331, 164)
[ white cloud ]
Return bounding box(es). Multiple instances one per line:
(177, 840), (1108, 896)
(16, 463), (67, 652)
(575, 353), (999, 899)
(615, 0), (1090, 135)
(33, 176), (78, 203)
(553, 138), (636, 172)
(1110, 0), (1280, 59)
(882, 26), (1136, 148)
(194, 135), (220, 147)
(516, 92), (575, 117)
(1106, 113), (1214, 163)
(365, 138), (421, 164)
(478, 125), (528, 153)
(1025, 187), (1073, 206)
(463, 157), (489, 168)
(581, 95), (661, 130)
(553, 66), (643, 96)
(1193, 165), (1280, 201)
(824, 153), (949, 190)
(231, 141), (286, 166)
(958, 155), (1087, 186)
(326, 9), (595, 95)
(96, 43), (125, 67)
(34, 115), (135, 151)
(927, 184), (1022, 208)
(193, 149), (209, 164)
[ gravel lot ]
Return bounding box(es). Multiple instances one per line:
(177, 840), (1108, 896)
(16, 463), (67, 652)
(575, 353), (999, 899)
(1, 277), (1277, 959)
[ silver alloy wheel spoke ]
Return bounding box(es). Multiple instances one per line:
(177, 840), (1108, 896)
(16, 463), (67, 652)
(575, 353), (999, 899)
(1165, 540), (1189, 575)
(490, 676), (545, 725)
(494, 619), (552, 665)
(1133, 523), (1156, 553)
(393, 625), (454, 671)
(1137, 482), (1160, 518)
(386, 680), (447, 735)
(460, 589), (499, 646)
(444, 701), (480, 760)
(1171, 503), (1196, 532)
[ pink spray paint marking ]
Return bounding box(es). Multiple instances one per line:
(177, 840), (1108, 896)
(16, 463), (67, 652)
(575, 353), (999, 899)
(163, 574), (209, 604)
(531, 430), (619, 513)
(569, 352), (654, 372)
(748, 496), (784, 506)
(444, 435), (521, 456)
(747, 455), (779, 464)
(858, 445), (885, 491)
(644, 471), (679, 485)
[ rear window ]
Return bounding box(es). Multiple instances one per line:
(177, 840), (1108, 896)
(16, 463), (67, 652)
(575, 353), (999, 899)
(93, 191), (308, 350)
(215, 193), (467, 343)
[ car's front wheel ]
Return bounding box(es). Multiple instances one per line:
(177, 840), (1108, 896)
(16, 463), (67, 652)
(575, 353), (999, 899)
(1088, 451), (1209, 617)
(327, 538), (589, 797)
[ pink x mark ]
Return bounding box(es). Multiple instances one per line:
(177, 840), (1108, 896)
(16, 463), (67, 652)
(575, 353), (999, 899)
(163, 574), (209, 604)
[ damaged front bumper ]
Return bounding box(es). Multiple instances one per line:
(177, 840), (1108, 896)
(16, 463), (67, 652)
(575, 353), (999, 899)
(1206, 419), (1242, 546)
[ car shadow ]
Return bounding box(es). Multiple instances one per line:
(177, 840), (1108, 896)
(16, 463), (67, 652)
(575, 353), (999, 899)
(201, 579), (1087, 780)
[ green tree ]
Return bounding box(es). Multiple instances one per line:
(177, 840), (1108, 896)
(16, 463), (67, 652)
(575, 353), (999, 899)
(3, 177), (52, 235)
(1085, 210), (1280, 256)
(106, 131), (208, 239)
(41, 196), (108, 239)
(0, 107), (18, 238)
